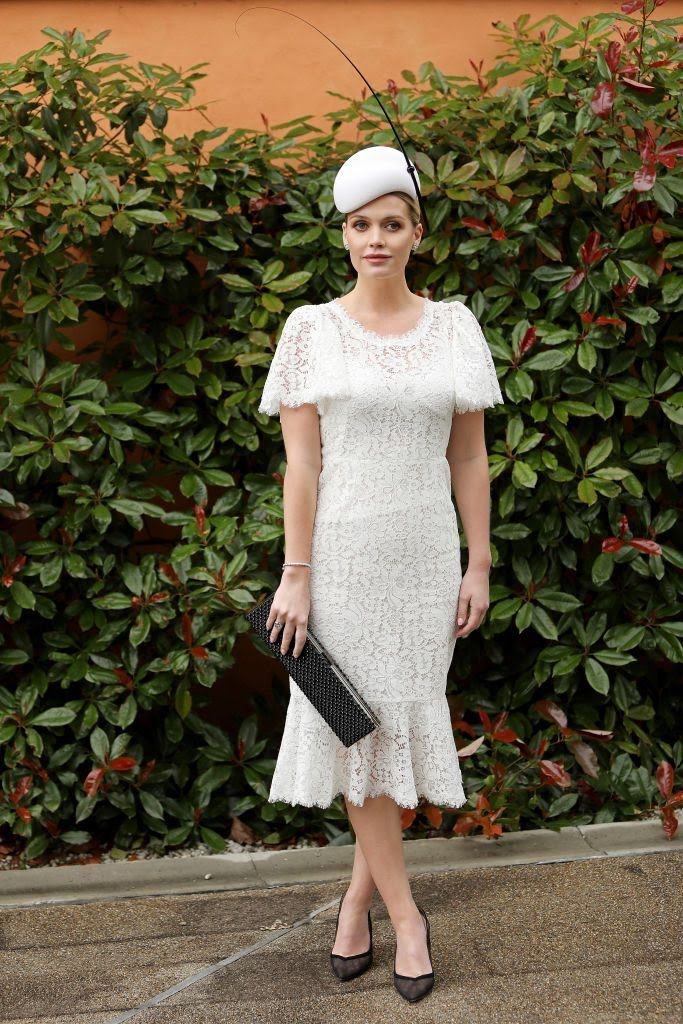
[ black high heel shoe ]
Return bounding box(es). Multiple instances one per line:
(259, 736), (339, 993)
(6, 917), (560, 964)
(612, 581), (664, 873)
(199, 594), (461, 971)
(393, 904), (434, 1003)
(330, 891), (373, 981)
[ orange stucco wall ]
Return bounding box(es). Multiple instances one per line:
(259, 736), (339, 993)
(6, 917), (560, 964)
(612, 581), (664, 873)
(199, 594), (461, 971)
(3, 1), (681, 137)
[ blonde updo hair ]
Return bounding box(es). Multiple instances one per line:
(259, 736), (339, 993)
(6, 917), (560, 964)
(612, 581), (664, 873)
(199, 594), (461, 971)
(344, 190), (421, 227)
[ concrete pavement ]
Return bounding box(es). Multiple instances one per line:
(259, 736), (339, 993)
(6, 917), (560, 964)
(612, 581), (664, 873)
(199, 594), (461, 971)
(0, 820), (680, 1024)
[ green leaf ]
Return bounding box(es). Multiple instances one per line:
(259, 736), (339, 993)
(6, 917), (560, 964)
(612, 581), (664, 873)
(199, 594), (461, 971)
(139, 790), (165, 820)
(184, 207), (221, 221)
(548, 793), (579, 816)
(24, 294), (53, 314)
(130, 611), (151, 647)
(585, 657), (610, 695)
(11, 580), (35, 610)
(92, 593), (133, 610)
(118, 694), (138, 728)
(157, 371), (196, 396)
(30, 706), (77, 727)
(198, 826), (227, 852)
(88, 726), (109, 762)
(60, 830), (93, 845)
(175, 686), (192, 718)
(267, 271), (313, 294)
(166, 825), (193, 845)
(121, 563), (143, 595)
(530, 604), (558, 640)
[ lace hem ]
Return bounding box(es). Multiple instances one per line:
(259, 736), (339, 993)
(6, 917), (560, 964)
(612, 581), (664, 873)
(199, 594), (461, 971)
(268, 691), (467, 810)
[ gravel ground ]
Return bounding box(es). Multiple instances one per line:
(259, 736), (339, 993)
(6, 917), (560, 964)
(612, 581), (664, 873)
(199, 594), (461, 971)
(0, 832), (326, 870)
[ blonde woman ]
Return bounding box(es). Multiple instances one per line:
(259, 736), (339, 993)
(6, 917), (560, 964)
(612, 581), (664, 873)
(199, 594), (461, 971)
(257, 145), (504, 1003)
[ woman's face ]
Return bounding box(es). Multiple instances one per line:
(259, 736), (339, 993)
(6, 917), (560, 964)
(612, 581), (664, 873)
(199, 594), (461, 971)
(342, 195), (422, 276)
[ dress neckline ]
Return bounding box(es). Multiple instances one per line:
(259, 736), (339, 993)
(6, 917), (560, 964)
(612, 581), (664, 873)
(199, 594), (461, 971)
(327, 297), (433, 342)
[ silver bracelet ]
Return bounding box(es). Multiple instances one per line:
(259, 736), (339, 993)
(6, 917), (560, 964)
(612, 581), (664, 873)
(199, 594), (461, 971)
(282, 561), (312, 569)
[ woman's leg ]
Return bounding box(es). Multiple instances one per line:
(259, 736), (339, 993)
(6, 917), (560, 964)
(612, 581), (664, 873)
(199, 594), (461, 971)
(330, 829), (376, 956)
(342, 794), (432, 976)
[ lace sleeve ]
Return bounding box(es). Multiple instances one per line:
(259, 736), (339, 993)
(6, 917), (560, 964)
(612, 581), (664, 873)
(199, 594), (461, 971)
(451, 301), (504, 414)
(258, 305), (320, 417)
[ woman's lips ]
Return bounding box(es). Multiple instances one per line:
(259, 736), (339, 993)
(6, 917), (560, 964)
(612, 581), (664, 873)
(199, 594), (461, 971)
(365, 255), (390, 261)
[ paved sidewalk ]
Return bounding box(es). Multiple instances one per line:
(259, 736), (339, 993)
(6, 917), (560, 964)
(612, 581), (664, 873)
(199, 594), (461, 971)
(0, 821), (680, 1024)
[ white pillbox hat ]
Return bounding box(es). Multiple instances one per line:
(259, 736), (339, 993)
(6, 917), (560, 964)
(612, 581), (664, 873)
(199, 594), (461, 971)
(333, 145), (422, 215)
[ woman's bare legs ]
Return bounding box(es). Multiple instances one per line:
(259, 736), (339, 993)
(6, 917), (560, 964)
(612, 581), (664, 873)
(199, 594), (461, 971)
(330, 835), (376, 956)
(334, 794), (431, 976)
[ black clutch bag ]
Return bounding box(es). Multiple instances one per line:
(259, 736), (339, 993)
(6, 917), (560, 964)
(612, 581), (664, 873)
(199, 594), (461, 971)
(246, 591), (380, 748)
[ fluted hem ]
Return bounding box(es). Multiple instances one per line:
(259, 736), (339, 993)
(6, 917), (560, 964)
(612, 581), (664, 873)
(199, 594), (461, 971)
(267, 688), (468, 811)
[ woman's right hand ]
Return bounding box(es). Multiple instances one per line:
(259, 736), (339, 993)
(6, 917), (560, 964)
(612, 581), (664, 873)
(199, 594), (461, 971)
(266, 569), (311, 659)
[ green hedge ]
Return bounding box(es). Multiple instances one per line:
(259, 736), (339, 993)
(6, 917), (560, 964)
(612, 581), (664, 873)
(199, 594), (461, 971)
(1, 9), (682, 863)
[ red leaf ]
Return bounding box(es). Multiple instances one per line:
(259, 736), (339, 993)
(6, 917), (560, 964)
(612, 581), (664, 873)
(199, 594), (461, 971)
(628, 538), (662, 556)
(194, 504), (207, 535)
(461, 217), (489, 232)
(423, 805), (443, 829)
(519, 325), (537, 356)
(478, 709), (492, 732)
(590, 80), (616, 118)
(605, 41), (622, 74)
(633, 161), (657, 192)
(456, 735), (486, 758)
(562, 269), (585, 293)
(159, 562), (181, 587)
(622, 77), (656, 93)
(661, 805), (678, 840)
(84, 766), (105, 797)
(534, 700), (568, 728)
(109, 757), (137, 773)
(576, 728), (614, 742)
(182, 612), (193, 646)
(191, 645), (209, 659)
(656, 761), (674, 800)
(149, 591), (170, 603)
(602, 537), (623, 553)
(139, 759), (157, 786)
(400, 807), (417, 830)
(114, 668), (134, 689)
(453, 813), (478, 836)
(580, 231), (608, 267)
(570, 740), (600, 779)
(658, 140), (683, 168)
(540, 759), (573, 788)
(10, 776), (32, 805)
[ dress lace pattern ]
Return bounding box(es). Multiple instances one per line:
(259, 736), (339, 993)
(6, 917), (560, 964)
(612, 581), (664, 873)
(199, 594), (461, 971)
(257, 297), (504, 809)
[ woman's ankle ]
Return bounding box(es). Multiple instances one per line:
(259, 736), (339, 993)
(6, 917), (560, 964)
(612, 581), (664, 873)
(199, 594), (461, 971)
(390, 900), (423, 932)
(343, 887), (373, 913)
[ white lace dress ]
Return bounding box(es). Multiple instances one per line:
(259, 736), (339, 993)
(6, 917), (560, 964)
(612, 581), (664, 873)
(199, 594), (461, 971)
(257, 297), (504, 809)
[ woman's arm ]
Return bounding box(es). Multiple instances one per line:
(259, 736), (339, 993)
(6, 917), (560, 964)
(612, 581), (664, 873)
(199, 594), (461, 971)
(446, 409), (493, 638)
(446, 409), (492, 570)
(266, 402), (322, 657)
(281, 402), (322, 571)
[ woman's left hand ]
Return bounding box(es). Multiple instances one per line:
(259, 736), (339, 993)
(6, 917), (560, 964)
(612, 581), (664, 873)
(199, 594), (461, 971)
(454, 567), (491, 638)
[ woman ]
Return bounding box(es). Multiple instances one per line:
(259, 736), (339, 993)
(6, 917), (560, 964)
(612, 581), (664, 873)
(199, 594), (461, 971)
(257, 145), (504, 1003)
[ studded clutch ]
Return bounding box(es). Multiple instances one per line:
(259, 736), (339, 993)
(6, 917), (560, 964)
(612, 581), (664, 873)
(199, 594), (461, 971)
(246, 591), (381, 748)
